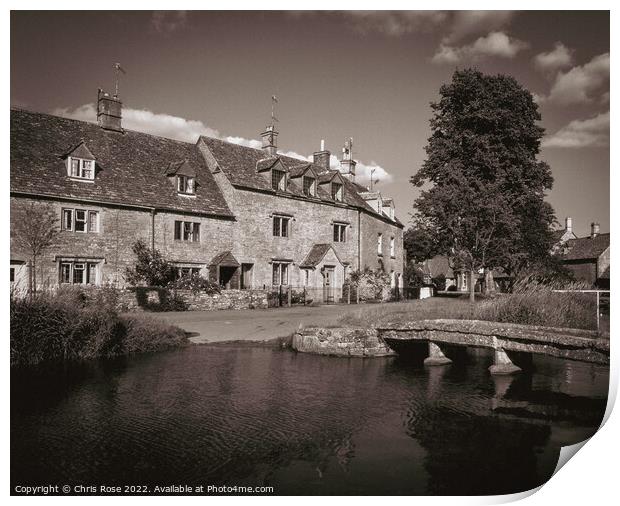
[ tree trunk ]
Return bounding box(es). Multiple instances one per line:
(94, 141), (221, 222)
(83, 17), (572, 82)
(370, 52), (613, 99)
(469, 270), (475, 303)
(27, 259), (33, 299)
(32, 256), (37, 296)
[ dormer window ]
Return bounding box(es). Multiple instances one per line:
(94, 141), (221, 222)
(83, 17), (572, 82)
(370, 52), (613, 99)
(65, 141), (96, 181)
(272, 169), (286, 191)
(68, 158), (94, 179)
(331, 182), (343, 202)
(177, 175), (195, 194)
(303, 176), (316, 197)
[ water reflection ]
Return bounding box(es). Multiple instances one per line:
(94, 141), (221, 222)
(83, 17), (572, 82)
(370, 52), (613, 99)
(11, 345), (608, 495)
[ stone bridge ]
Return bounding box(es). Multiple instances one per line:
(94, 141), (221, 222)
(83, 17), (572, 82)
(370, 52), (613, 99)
(379, 319), (609, 374)
(292, 319), (609, 375)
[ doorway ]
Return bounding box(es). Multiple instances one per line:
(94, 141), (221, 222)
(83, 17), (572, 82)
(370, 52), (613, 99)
(322, 266), (335, 303)
(219, 266), (237, 289)
(240, 263), (253, 289)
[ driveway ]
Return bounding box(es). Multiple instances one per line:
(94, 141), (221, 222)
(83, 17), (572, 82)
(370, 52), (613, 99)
(149, 304), (374, 343)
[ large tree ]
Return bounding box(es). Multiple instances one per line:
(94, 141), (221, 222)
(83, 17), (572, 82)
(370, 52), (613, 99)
(411, 69), (556, 301)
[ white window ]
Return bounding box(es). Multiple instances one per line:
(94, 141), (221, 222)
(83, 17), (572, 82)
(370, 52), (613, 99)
(68, 158), (95, 180)
(60, 261), (99, 285)
(273, 216), (290, 237)
(303, 176), (316, 197)
(177, 175), (195, 194)
(176, 266), (201, 278)
(390, 236), (395, 257)
(331, 182), (343, 202)
(333, 223), (346, 243)
(174, 221), (200, 242)
(377, 233), (383, 255)
(61, 209), (99, 233)
(272, 262), (289, 285)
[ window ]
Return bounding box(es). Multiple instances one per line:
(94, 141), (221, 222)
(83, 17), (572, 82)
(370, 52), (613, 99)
(61, 209), (99, 233)
(390, 236), (395, 257)
(303, 176), (316, 197)
(174, 221), (200, 242)
(176, 266), (201, 278)
(377, 233), (383, 255)
(60, 261), (98, 285)
(68, 158), (94, 180)
(177, 175), (195, 194)
(331, 183), (343, 202)
(273, 216), (290, 237)
(272, 169), (286, 191)
(333, 223), (347, 243)
(272, 262), (289, 285)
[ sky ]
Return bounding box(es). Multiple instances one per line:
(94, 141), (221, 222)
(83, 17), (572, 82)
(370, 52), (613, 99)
(10, 10), (610, 236)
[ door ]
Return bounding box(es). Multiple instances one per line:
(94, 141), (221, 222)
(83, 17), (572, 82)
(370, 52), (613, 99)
(240, 263), (253, 289)
(323, 266), (335, 303)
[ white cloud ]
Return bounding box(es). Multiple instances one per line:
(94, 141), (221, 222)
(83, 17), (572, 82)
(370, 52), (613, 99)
(534, 42), (574, 72)
(546, 53), (609, 105)
(150, 11), (187, 34)
(52, 104), (394, 184)
(444, 11), (515, 43)
(344, 11), (447, 36)
(52, 103), (221, 143)
(542, 111), (609, 148)
(432, 31), (527, 64)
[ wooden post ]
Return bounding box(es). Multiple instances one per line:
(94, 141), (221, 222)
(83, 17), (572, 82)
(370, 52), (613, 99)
(597, 291), (600, 334)
(287, 285), (292, 307)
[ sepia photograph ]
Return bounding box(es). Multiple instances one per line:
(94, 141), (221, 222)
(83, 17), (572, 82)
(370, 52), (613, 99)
(8, 6), (612, 498)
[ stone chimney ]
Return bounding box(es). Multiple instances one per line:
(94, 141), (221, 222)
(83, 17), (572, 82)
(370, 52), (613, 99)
(565, 216), (573, 234)
(260, 125), (278, 156)
(340, 138), (356, 182)
(97, 88), (122, 132)
(591, 222), (600, 238)
(313, 140), (331, 171)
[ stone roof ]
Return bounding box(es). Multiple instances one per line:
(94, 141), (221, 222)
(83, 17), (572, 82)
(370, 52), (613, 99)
(561, 233), (610, 261)
(10, 109), (233, 218)
(200, 136), (402, 226)
(299, 243), (342, 268)
(210, 251), (240, 267)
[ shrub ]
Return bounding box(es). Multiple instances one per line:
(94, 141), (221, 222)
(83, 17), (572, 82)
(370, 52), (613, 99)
(167, 274), (221, 295)
(473, 279), (597, 330)
(347, 268), (391, 302)
(10, 288), (188, 367)
(125, 239), (176, 287)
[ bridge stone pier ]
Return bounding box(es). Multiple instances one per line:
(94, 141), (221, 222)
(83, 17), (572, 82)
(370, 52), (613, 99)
(424, 342), (453, 367)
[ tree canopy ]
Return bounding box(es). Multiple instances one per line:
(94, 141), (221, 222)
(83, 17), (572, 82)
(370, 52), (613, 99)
(411, 69), (557, 295)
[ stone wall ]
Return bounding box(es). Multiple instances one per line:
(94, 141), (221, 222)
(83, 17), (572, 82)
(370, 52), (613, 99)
(292, 327), (396, 357)
(118, 288), (268, 312)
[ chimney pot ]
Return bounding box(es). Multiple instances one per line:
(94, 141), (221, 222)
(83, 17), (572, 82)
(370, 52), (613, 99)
(591, 222), (600, 238)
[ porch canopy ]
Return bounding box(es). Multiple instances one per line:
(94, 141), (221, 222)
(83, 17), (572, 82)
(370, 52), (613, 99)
(209, 251), (240, 289)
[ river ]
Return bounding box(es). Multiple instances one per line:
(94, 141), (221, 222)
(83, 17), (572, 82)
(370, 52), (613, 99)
(11, 344), (608, 495)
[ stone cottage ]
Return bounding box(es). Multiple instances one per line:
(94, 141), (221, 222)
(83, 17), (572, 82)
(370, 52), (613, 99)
(10, 89), (404, 303)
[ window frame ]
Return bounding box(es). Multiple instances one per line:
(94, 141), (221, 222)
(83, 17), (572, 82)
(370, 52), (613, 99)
(390, 236), (395, 258)
(272, 262), (289, 286)
(174, 220), (200, 242)
(271, 169), (286, 192)
(68, 157), (95, 180)
(331, 182), (343, 202)
(377, 233), (383, 255)
(177, 175), (195, 195)
(59, 261), (99, 286)
(272, 215), (290, 237)
(333, 223), (347, 243)
(302, 176), (316, 197)
(61, 208), (99, 233)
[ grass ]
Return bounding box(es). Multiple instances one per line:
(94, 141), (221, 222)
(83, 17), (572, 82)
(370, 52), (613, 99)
(338, 282), (602, 333)
(10, 286), (188, 367)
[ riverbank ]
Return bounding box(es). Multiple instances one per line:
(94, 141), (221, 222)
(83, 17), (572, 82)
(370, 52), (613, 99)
(10, 289), (188, 367)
